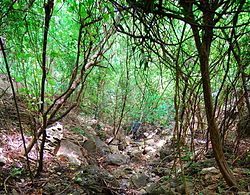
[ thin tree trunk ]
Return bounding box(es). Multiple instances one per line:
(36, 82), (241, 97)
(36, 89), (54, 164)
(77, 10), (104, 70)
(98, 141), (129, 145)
(198, 45), (237, 187)
(191, 28), (237, 187)
(36, 0), (54, 176)
(181, 0), (238, 186)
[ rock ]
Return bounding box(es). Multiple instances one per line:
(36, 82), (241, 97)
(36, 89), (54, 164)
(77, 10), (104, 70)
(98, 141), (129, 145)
(145, 182), (177, 195)
(145, 183), (159, 193)
(127, 149), (143, 163)
(45, 122), (64, 153)
(176, 182), (193, 194)
(120, 178), (130, 189)
(113, 166), (134, 179)
(130, 154), (143, 163)
(148, 173), (160, 183)
(46, 122), (63, 142)
(201, 167), (219, 174)
(106, 153), (129, 165)
(152, 167), (171, 177)
(86, 118), (98, 126)
(111, 139), (120, 145)
(56, 139), (87, 166)
(145, 138), (155, 145)
(155, 139), (166, 148)
(124, 136), (132, 145)
(161, 129), (172, 136)
(159, 144), (175, 162)
(95, 137), (110, 154)
(144, 146), (157, 154)
(74, 165), (119, 194)
(82, 139), (97, 153)
(138, 189), (147, 194)
(131, 173), (149, 188)
(109, 145), (120, 153)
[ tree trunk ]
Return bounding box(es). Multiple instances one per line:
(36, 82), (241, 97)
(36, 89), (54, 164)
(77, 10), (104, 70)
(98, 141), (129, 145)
(199, 49), (237, 187)
(194, 33), (237, 188)
(181, 0), (238, 186)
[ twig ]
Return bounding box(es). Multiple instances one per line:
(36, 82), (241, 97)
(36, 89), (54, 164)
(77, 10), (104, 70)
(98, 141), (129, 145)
(4, 175), (11, 194)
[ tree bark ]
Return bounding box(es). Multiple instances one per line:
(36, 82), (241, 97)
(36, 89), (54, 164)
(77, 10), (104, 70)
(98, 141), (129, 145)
(191, 24), (238, 189)
(198, 44), (237, 187)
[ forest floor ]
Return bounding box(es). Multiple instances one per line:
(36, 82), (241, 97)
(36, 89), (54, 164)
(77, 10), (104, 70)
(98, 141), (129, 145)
(0, 94), (249, 194)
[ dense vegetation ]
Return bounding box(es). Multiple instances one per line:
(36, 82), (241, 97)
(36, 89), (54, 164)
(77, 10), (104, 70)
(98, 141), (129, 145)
(0, 0), (249, 194)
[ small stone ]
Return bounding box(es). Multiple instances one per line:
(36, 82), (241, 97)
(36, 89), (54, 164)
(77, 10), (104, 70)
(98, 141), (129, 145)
(106, 153), (129, 165)
(138, 188), (147, 194)
(156, 139), (166, 148)
(109, 145), (119, 153)
(145, 138), (155, 145)
(131, 173), (149, 188)
(144, 146), (157, 153)
(201, 167), (219, 174)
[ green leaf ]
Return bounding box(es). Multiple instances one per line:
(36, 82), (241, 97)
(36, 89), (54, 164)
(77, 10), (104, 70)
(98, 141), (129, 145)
(13, 3), (20, 9)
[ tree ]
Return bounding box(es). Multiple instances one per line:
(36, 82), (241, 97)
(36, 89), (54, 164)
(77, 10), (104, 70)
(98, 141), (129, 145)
(0, 0), (118, 175)
(108, 0), (250, 188)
